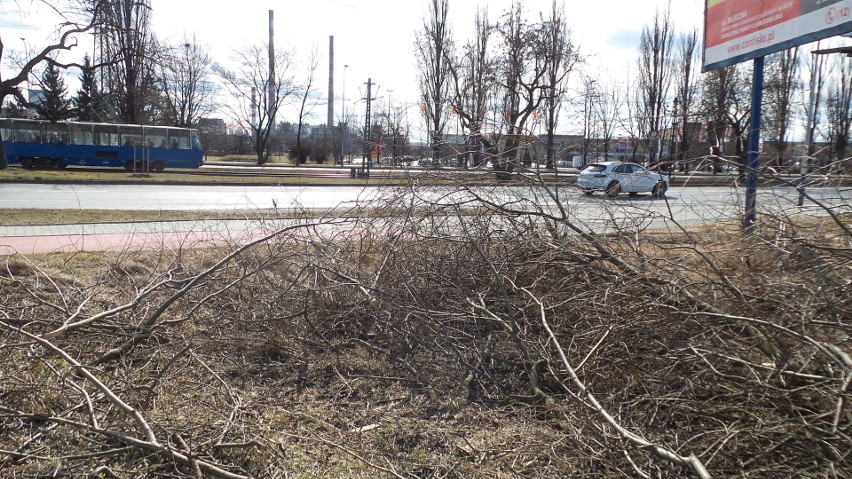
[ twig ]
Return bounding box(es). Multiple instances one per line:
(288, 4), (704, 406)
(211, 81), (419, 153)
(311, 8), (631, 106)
(576, 325), (612, 372)
(520, 287), (712, 479)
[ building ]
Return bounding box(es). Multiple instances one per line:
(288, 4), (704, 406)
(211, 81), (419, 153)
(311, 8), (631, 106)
(197, 118), (227, 135)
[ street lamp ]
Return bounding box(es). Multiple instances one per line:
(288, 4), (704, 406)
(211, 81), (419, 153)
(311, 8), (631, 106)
(669, 97), (679, 174)
(387, 89), (393, 165)
(582, 79), (597, 167)
(20, 38), (30, 106)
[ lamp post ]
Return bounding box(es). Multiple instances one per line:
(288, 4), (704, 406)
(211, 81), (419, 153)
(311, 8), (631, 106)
(340, 64), (348, 166)
(582, 79), (597, 167)
(669, 97), (679, 175)
(387, 89), (393, 165)
(20, 38), (31, 109)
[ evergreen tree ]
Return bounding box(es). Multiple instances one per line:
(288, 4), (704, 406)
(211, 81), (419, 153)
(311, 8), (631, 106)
(73, 54), (102, 122)
(35, 63), (73, 122)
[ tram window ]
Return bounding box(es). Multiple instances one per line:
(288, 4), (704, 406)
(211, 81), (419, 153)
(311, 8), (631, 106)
(94, 125), (119, 146)
(0, 120), (13, 142)
(14, 121), (42, 143)
(69, 124), (94, 146)
(144, 128), (169, 149)
(44, 123), (69, 144)
(119, 126), (143, 147)
(191, 130), (201, 150)
(170, 130), (191, 150)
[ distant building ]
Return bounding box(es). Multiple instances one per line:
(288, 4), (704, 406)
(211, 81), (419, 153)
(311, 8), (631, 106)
(28, 89), (45, 107)
(309, 124), (332, 141)
(197, 118), (226, 135)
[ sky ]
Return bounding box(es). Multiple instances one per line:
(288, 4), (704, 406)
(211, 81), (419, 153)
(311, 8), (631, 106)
(3, 0), (706, 139)
(150, 0), (705, 112)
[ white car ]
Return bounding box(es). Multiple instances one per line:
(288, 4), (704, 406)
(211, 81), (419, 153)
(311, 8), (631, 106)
(577, 161), (669, 198)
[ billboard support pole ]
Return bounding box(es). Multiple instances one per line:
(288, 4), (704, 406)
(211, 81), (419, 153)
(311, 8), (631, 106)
(743, 56), (764, 233)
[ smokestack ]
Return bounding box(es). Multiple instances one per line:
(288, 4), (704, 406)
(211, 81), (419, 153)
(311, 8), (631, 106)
(328, 35), (334, 130)
(268, 10), (275, 126)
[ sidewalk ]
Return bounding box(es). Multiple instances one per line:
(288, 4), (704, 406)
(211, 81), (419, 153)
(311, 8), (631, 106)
(0, 219), (267, 255)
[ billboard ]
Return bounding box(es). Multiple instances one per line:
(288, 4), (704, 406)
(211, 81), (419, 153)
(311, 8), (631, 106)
(703, 0), (852, 71)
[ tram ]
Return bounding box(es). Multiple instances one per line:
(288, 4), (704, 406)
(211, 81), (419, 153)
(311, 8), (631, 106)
(0, 119), (204, 171)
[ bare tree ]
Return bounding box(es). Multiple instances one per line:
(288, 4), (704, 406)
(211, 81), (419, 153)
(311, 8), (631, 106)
(292, 45), (321, 165)
(492, 2), (549, 174)
(763, 48), (800, 166)
(160, 35), (215, 128)
(802, 44), (830, 158)
(447, 7), (494, 168)
(590, 75), (623, 161)
(673, 28), (699, 167)
(620, 73), (645, 162)
(637, 3), (674, 167)
(214, 43), (296, 165)
(540, 0), (578, 169)
(97, 0), (161, 124)
(415, 0), (453, 163)
(825, 54), (851, 168)
(379, 96), (411, 165)
(0, 0), (103, 169)
(700, 63), (752, 174)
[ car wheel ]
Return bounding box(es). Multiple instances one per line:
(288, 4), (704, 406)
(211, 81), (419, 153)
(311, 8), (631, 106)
(652, 181), (667, 199)
(582, 189), (594, 195)
(605, 181), (620, 198)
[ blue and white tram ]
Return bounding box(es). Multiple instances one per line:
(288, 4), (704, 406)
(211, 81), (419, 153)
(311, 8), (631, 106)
(0, 119), (204, 171)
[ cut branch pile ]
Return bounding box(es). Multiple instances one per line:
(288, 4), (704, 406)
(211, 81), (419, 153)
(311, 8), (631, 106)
(1, 184), (849, 477)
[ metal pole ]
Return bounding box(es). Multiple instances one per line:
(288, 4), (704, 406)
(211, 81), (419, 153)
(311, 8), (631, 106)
(387, 89), (393, 166)
(744, 56), (764, 232)
(670, 97), (678, 177)
(340, 64), (348, 166)
(268, 10), (275, 127)
(362, 78), (372, 177)
(328, 35), (334, 134)
(583, 95), (589, 166)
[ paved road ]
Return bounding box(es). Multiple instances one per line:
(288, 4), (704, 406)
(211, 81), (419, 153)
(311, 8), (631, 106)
(0, 183), (381, 211)
(0, 181), (829, 211)
(1, 183), (848, 255)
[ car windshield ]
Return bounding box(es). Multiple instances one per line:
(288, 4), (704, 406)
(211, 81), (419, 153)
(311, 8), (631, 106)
(581, 164), (606, 173)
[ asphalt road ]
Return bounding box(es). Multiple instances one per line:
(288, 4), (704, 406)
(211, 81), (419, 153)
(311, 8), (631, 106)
(0, 181), (846, 211)
(1, 183), (848, 255)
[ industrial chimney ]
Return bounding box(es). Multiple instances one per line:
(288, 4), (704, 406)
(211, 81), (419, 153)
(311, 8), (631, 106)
(328, 35), (334, 130)
(268, 10), (275, 127)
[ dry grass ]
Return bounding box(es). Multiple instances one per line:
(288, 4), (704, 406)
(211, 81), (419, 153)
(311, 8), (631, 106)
(0, 208), (273, 225)
(0, 199), (849, 478)
(0, 165), (408, 185)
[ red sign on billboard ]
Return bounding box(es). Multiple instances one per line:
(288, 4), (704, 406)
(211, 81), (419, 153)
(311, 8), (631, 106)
(704, 0), (852, 71)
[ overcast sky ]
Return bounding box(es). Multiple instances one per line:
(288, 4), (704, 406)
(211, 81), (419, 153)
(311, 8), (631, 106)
(152, 0), (704, 137)
(151, 0), (705, 105)
(4, 0), (705, 138)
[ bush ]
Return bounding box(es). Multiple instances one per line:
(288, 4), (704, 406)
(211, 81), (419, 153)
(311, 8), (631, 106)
(288, 143), (311, 165)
